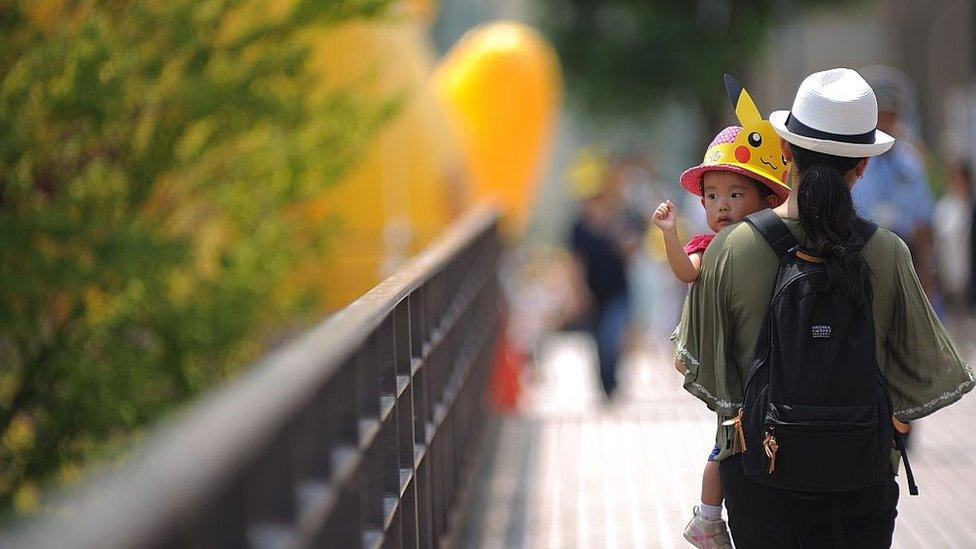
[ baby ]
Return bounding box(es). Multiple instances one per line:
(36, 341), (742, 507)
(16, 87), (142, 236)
(653, 126), (785, 284)
(654, 97), (791, 548)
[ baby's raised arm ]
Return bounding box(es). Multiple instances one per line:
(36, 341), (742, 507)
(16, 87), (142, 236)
(652, 200), (701, 283)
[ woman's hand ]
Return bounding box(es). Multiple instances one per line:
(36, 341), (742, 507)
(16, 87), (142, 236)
(652, 200), (678, 234)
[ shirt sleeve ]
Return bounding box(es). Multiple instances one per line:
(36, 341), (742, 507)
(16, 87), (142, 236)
(883, 237), (974, 420)
(670, 234), (741, 415)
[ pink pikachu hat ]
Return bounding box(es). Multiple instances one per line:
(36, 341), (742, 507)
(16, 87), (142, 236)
(679, 75), (792, 205)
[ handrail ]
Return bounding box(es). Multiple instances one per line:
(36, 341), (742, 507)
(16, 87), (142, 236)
(5, 204), (502, 549)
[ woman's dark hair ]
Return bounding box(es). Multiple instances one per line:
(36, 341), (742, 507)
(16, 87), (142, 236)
(790, 144), (872, 308)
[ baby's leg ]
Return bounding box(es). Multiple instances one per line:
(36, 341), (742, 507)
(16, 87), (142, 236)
(701, 460), (723, 506)
(683, 453), (732, 548)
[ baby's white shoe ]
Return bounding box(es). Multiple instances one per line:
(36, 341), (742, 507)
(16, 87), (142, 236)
(682, 505), (733, 548)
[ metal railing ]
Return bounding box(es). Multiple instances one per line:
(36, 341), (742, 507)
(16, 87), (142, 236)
(7, 205), (502, 549)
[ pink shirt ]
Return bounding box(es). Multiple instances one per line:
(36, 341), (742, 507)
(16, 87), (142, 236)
(683, 233), (715, 256)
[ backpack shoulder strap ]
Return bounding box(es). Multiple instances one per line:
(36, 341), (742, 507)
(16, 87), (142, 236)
(744, 209), (799, 259)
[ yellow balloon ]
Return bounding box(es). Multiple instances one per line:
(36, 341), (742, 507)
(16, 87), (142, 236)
(433, 21), (562, 237)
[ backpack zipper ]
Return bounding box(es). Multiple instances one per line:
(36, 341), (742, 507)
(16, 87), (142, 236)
(722, 408), (747, 453)
(763, 427), (779, 474)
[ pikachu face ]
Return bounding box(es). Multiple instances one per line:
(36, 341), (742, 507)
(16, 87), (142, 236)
(679, 75), (792, 204)
(723, 74), (792, 188)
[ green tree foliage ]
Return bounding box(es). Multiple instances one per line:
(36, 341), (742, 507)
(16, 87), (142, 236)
(535, 0), (851, 119)
(0, 0), (393, 514)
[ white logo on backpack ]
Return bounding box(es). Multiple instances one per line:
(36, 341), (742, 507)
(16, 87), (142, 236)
(811, 324), (831, 339)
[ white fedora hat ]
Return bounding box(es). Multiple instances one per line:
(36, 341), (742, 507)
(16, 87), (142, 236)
(769, 68), (895, 158)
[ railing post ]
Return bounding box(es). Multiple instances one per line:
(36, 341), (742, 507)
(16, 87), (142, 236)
(394, 299), (419, 549)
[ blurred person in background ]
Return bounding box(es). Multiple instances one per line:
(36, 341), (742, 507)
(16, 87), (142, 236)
(933, 161), (973, 312)
(852, 66), (942, 314)
(566, 150), (642, 401)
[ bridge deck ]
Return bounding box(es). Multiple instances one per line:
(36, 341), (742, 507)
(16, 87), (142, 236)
(454, 329), (976, 548)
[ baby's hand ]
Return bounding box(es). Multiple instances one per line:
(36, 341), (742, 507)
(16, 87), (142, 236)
(652, 200), (678, 233)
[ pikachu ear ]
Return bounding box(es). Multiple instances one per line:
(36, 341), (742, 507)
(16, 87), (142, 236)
(724, 74), (762, 127)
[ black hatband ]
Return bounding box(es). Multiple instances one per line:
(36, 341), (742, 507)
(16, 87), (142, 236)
(786, 113), (876, 144)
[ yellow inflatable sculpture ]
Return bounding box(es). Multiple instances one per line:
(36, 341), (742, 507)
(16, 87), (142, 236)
(433, 21), (562, 237)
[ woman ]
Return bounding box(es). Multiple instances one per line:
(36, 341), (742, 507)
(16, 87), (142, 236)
(671, 68), (974, 547)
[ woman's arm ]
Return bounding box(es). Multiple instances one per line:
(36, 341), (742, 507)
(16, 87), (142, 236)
(670, 228), (737, 414)
(884, 234), (974, 420)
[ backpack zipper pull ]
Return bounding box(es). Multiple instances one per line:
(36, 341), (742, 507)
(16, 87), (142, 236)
(722, 408), (747, 453)
(763, 428), (779, 474)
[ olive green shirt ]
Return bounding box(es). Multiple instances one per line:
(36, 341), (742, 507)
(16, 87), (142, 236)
(671, 217), (974, 461)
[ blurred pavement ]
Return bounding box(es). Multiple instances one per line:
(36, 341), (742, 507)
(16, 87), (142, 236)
(453, 327), (976, 548)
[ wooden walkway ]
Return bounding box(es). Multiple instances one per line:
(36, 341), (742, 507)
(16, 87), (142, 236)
(453, 328), (976, 548)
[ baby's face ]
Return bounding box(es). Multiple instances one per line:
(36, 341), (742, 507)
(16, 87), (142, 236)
(700, 171), (774, 232)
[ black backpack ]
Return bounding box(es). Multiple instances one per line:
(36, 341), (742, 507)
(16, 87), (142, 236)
(734, 209), (917, 495)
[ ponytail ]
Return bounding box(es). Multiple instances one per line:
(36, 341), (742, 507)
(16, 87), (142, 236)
(791, 145), (872, 308)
